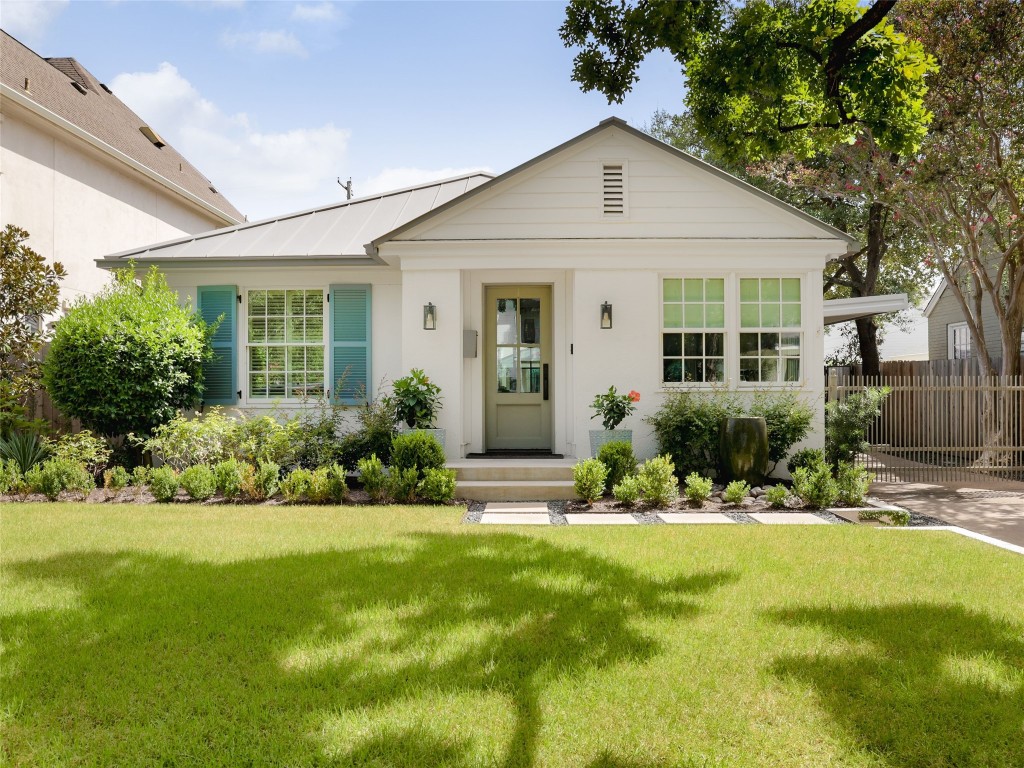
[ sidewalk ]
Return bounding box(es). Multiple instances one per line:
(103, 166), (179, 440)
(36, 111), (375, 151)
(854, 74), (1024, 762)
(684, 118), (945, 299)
(871, 474), (1024, 548)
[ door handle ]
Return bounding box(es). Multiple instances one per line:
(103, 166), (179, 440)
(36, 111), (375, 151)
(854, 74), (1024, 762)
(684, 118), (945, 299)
(543, 363), (549, 401)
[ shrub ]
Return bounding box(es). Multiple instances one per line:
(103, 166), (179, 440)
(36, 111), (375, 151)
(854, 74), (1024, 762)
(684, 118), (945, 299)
(103, 466), (130, 493)
(722, 480), (750, 505)
(293, 396), (345, 470)
(418, 467), (457, 503)
(0, 458), (22, 495)
(388, 467), (420, 503)
(825, 387), (891, 468)
(836, 462), (873, 506)
(612, 475), (642, 506)
(180, 464), (216, 501)
(392, 369), (442, 428)
(279, 467), (313, 503)
(637, 455), (679, 507)
(231, 415), (299, 468)
(573, 458), (608, 505)
(213, 458), (245, 500)
(0, 431), (49, 474)
(45, 430), (111, 476)
(749, 391), (815, 473)
(26, 458), (94, 501)
(764, 484), (790, 508)
(43, 265), (211, 436)
(308, 465), (348, 504)
(391, 431), (446, 476)
(139, 409), (234, 470)
(791, 463), (839, 509)
(148, 466), (179, 503)
(683, 472), (713, 505)
(242, 461), (280, 502)
(645, 390), (738, 477)
(337, 392), (397, 468)
(130, 465), (150, 487)
(357, 454), (388, 502)
(597, 440), (637, 492)
(787, 448), (826, 475)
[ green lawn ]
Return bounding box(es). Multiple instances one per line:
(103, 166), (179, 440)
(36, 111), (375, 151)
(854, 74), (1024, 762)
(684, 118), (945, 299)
(1, 504), (1022, 767)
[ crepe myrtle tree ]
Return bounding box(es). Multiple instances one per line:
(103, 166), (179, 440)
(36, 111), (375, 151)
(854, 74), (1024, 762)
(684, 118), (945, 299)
(43, 264), (215, 437)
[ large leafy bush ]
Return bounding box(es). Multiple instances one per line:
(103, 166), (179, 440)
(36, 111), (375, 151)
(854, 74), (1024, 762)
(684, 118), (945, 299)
(825, 387), (890, 468)
(43, 265), (212, 436)
(390, 431), (446, 476)
(645, 391), (737, 477)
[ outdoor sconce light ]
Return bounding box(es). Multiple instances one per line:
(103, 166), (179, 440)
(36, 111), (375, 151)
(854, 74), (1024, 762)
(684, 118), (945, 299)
(600, 301), (613, 330)
(423, 302), (437, 330)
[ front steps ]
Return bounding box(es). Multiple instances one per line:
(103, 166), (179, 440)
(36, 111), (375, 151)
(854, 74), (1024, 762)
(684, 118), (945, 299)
(451, 459), (576, 502)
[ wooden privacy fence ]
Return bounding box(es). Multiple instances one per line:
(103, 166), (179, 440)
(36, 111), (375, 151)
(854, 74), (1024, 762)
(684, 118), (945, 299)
(827, 373), (1024, 483)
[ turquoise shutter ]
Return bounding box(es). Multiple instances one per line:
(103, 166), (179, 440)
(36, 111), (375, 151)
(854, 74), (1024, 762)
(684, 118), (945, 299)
(329, 285), (371, 405)
(197, 285), (238, 405)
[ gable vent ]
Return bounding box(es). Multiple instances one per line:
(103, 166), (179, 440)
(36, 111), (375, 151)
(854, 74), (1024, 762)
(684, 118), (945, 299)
(602, 162), (626, 217)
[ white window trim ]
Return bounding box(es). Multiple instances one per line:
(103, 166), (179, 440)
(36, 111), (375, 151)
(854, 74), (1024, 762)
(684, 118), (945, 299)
(736, 276), (804, 388)
(658, 273), (732, 388)
(239, 287), (329, 406)
(947, 321), (971, 360)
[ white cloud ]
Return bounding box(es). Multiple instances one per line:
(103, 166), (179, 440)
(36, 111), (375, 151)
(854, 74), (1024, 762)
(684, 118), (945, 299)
(360, 167), (494, 197)
(1, 0), (69, 43)
(291, 2), (340, 22)
(220, 29), (307, 58)
(110, 62), (350, 220)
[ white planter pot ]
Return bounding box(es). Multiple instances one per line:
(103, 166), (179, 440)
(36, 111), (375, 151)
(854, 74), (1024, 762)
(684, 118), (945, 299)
(589, 429), (632, 457)
(398, 426), (446, 450)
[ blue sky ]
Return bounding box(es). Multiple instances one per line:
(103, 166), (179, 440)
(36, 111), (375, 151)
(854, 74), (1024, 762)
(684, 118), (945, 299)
(4, 0), (687, 220)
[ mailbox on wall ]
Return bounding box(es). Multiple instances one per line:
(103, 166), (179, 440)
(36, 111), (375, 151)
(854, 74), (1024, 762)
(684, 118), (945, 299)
(463, 329), (478, 358)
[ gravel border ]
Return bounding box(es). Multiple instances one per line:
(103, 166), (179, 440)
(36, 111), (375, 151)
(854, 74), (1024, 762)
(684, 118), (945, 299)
(632, 511), (665, 524)
(723, 511), (759, 524)
(462, 501), (486, 524)
(547, 501), (568, 526)
(812, 510), (850, 524)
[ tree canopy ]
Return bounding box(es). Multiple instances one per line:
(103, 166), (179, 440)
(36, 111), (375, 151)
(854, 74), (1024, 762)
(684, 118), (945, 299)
(561, 0), (936, 162)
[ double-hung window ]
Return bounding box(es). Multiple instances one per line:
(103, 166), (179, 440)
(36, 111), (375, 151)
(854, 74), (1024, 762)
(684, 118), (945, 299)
(662, 278), (725, 383)
(947, 322), (972, 360)
(738, 278), (802, 383)
(247, 289), (325, 399)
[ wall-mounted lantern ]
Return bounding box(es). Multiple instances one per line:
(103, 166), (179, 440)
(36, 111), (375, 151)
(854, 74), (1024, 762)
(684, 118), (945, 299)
(423, 302), (437, 330)
(600, 301), (613, 330)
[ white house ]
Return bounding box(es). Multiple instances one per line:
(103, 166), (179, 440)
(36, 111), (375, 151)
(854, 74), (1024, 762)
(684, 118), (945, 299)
(0, 30), (243, 314)
(99, 118), (856, 462)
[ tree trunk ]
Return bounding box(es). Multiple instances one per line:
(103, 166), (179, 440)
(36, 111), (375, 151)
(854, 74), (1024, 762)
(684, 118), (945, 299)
(851, 202), (886, 376)
(855, 316), (881, 376)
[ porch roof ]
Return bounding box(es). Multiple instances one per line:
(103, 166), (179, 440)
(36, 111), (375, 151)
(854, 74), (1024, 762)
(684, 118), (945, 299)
(823, 294), (910, 325)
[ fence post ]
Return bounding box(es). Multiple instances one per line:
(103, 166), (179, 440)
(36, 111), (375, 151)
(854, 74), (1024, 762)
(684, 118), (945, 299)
(827, 373), (839, 405)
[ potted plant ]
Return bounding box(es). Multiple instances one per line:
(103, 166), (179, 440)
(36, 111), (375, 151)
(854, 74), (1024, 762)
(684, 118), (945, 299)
(589, 386), (640, 456)
(392, 369), (445, 449)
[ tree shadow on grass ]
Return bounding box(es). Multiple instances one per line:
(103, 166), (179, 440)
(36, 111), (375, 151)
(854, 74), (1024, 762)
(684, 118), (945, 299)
(2, 532), (734, 766)
(767, 603), (1024, 768)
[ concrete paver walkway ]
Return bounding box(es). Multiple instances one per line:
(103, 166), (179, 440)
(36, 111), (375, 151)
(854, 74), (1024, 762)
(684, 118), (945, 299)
(871, 476), (1024, 548)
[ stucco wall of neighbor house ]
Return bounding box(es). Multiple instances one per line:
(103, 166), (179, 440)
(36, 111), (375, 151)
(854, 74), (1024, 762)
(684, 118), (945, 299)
(0, 105), (229, 313)
(163, 266), (403, 427)
(927, 283), (1007, 361)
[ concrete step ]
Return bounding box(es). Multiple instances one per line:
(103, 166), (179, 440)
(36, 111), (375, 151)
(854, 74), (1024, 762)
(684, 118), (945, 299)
(457, 479), (576, 502)
(452, 463), (574, 482)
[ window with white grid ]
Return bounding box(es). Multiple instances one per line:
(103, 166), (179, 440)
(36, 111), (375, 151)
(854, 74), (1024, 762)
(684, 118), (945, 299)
(247, 289), (325, 399)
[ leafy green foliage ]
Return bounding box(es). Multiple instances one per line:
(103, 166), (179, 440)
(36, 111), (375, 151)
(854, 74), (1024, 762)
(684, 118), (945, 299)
(612, 475), (642, 506)
(589, 387), (640, 431)
(356, 455), (388, 502)
(859, 508), (910, 526)
(573, 458), (609, 505)
(637, 455), (679, 508)
(391, 369), (442, 429)
(0, 225), (65, 399)
(241, 461), (279, 502)
(791, 462), (839, 509)
(787, 448), (826, 475)
(45, 431), (111, 477)
(596, 440), (636, 492)
(390, 431), (446, 476)
(0, 458), (22, 495)
(722, 480), (751, 505)
(387, 467), (420, 504)
(103, 466), (130, 493)
(683, 473), (713, 506)
(180, 465), (217, 502)
(139, 409), (235, 470)
(765, 484), (790, 508)
(337, 393), (397, 468)
(417, 468), (457, 504)
(213, 459), (245, 500)
(231, 416), (298, 468)
(562, 0), (935, 162)
(43, 265), (212, 436)
(749, 392), (814, 472)
(307, 465), (348, 504)
(0, 431), (49, 474)
(130, 466), (150, 488)
(279, 468), (313, 504)
(836, 463), (873, 506)
(825, 387), (890, 467)
(646, 390), (737, 477)
(148, 467), (179, 503)
(25, 458), (94, 501)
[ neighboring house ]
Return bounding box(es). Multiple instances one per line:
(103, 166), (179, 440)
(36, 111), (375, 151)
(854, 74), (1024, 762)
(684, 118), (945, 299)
(823, 306), (928, 363)
(924, 279), (1024, 363)
(99, 118), (856, 459)
(0, 30), (243, 316)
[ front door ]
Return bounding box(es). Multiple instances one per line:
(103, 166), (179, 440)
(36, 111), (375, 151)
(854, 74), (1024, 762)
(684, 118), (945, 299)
(484, 285), (553, 451)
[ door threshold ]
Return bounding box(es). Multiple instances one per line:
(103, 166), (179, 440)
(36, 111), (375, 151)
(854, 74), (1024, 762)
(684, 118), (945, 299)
(466, 451), (564, 459)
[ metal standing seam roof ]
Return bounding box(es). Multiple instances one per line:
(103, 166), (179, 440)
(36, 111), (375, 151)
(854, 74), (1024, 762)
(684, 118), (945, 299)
(0, 30), (244, 225)
(98, 173), (495, 265)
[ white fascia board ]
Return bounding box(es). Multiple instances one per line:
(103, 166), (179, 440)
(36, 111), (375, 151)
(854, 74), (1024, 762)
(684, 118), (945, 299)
(823, 294), (910, 325)
(922, 280), (947, 318)
(1, 83), (243, 227)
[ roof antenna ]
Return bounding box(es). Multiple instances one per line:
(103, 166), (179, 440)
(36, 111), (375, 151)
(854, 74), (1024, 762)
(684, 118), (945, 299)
(337, 177), (353, 200)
